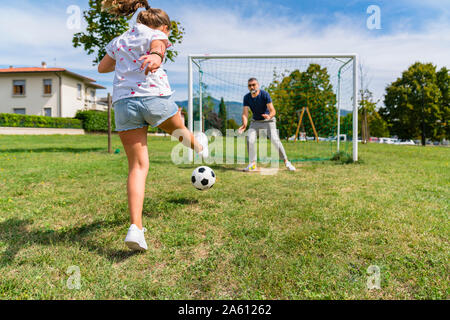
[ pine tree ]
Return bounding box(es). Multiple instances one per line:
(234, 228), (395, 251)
(218, 97), (228, 135)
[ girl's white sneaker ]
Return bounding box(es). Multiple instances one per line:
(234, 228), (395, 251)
(124, 224), (148, 251)
(195, 132), (209, 158)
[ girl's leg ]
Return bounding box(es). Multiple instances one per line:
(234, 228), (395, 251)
(157, 111), (204, 153)
(118, 126), (149, 230)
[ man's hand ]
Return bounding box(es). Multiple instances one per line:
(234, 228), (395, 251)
(139, 54), (162, 75)
(262, 114), (271, 120)
(238, 125), (246, 134)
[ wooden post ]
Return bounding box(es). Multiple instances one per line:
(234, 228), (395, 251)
(305, 107), (319, 142)
(294, 107), (318, 142)
(107, 93), (112, 154)
(294, 108), (306, 141)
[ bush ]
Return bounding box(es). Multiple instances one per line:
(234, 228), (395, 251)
(75, 110), (160, 133)
(226, 119), (239, 130)
(331, 151), (354, 164)
(75, 110), (114, 132)
(0, 113), (82, 129)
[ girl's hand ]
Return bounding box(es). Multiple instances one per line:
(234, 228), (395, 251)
(139, 54), (162, 75)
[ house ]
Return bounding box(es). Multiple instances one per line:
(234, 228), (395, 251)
(0, 62), (106, 118)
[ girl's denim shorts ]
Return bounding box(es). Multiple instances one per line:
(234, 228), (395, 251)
(113, 95), (179, 132)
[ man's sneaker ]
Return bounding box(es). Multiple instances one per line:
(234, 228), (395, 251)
(124, 224), (148, 252)
(285, 161), (296, 171)
(243, 163), (258, 172)
(195, 132), (209, 158)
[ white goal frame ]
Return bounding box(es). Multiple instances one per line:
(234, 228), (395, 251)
(188, 53), (359, 162)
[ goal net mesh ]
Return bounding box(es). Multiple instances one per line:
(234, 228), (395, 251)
(190, 56), (355, 162)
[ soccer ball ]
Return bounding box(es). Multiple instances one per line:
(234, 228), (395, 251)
(191, 166), (216, 190)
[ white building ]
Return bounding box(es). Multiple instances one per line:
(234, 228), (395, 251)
(0, 62), (106, 118)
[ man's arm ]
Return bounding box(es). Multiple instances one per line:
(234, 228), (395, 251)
(262, 102), (276, 120)
(98, 54), (116, 74)
(238, 106), (249, 134)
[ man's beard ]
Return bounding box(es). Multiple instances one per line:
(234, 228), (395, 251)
(251, 89), (258, 94)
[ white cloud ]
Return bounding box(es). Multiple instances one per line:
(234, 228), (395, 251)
(0, 4), (98, 70)
(166, 4), (450, 104)
(0, 1), (448, 105)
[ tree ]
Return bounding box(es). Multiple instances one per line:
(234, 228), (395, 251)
(191, 81), (215, 130)
(205, 111), (222, 131)
(72, 0), (185, 65)
(436, 67), (449, 140)
(359, 89), (390, 139)
(267, 64), (337, 139)
(381, 62), (446, 145)
(359, 63), (372, 143)
(368, 111), (390, 138)
(359, 89), (372, 143)
(218, 97), (228, 135)
(340, 113), (353, 138)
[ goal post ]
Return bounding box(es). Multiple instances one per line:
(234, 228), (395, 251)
(188, 53), (359, 162)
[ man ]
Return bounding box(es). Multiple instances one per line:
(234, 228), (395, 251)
(238, 78), (296, 172)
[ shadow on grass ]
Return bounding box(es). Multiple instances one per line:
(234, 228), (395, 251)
(0, 217), (141, 266)
(166, 197), (199, 205)
(142, 196), (199, 219)
(0, 194), (203, 265)
(0, 147), (106, 154)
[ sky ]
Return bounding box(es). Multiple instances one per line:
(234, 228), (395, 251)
(0, 0), (449, 107)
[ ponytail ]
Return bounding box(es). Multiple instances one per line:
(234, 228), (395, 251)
(101, 0), (150, 17)
(101, 0), (171, 30)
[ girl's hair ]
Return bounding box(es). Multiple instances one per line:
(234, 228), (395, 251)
(101, 0), (171, 30)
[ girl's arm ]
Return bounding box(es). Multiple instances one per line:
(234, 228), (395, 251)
(138, 39), (167, 75)
(98, 55), (116, 73)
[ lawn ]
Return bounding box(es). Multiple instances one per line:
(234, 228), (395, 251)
(0, 134), (448, 299)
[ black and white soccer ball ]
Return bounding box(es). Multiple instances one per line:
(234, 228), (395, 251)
(191, 166), (216, 190)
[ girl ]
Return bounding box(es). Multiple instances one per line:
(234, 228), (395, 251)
(98, 0), (208, 251)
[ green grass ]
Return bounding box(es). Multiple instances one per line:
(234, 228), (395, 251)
(209, 137), (353, 162)
(0, 134), (448, 300)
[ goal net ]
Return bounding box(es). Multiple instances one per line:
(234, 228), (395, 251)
(187, 54), (358, 163)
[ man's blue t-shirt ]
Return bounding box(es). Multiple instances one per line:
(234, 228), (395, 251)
(243, 90), (272, 120)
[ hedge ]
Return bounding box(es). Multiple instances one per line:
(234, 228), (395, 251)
(0, 113), (82, 129)
(75, 110), (115, 132)
(75, 110), (159, 133)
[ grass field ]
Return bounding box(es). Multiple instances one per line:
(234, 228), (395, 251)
(0, 134), (448, 300)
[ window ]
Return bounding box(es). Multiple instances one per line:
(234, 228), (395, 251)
(13, 108), (26, 115)
(77, 84), (82, 99)
(44, 108), (52, 117)
(90, 90), (96, 103)
(43, 79), (52, 95)
(13, 80), (26, 96)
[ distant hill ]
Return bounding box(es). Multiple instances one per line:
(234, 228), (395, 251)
(176, 98), (353, 123)
(176, 97), (243, 123)
(340, 109), (352, 117)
